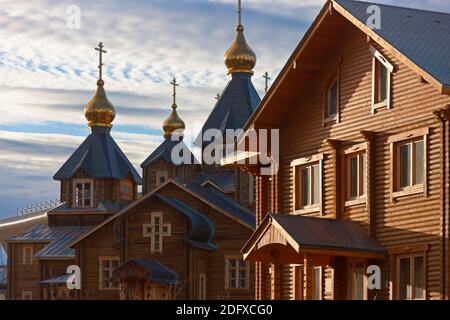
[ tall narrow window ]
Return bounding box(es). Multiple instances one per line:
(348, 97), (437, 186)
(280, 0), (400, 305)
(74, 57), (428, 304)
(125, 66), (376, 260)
(396, 139), (425, 190)
(142, 212), (171, 253)
(73, 179), (93, 207)
(199, 273), (207, 300)
(313, 267), (322, 300)
(397, 254), (425, 300)
(22, 246), (33, 265)
(371, 47), (393, 112)
(298, 163), (321, 209)
(324, 76), (339, 123)
(346, 153), (367, 201)
(225, 257), (248, 289)
(99, 257), (120, 290)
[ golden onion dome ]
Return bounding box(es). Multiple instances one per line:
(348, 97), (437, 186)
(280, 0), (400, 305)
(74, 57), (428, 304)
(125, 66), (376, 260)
(84, 79), (116, 128)
(163, 103), (185, 138)
(224, 24), (257, 74)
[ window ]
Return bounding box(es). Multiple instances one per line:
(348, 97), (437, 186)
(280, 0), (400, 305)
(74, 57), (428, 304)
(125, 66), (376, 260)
(156, 171), (168, 187)
(397, 254), (425, 300)
(292, 154), (323, 214)
(225, 257), (249, 289)
(397, 139), (424, 189)
(22, 291), (33, 300)
(370, 46), (393, 112)
(348, 261), (367, 300)
(298, 164), (320, 209)
(22, 246), (33, 265)
(142, 212), (171, 253)
(99, 257), (120, 290)
(313, 266), (322, 300)
(198, 273), (207, 300)
(346, 153), (367, 201)
(325, 77), (339, 122)
(73, 179), (93, 207)
(294, 265), (303, 300)
(249, 176), (256, 205)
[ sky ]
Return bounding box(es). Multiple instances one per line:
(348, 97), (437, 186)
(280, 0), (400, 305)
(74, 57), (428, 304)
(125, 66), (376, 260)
(0, 0), (449, 219)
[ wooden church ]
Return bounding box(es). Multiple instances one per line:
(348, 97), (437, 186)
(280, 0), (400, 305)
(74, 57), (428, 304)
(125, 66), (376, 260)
(224, 0), (450, 300)
(6, 1), (259, 300)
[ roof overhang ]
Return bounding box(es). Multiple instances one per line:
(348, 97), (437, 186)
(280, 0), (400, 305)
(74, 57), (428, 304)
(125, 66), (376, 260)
(242, 214), (386, 263)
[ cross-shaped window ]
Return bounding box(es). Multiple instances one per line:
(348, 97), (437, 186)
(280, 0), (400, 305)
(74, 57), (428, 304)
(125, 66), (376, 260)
(143, 212), (171, 253)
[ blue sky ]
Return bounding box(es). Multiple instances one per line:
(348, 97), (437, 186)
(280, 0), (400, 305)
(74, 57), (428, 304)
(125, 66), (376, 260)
(0, 0), (448, 219)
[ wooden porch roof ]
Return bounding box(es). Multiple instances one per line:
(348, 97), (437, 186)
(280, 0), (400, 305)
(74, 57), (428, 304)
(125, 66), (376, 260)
(242, 214), (386, 263)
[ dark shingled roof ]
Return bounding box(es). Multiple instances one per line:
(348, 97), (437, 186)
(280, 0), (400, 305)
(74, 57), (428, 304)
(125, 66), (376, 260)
(141, 138), (198, 168)
(114, 258), (178, 285)
(53, 126), (142, 184)
(335, 0), (450, 87)
(195, 72), (260, 147)
(271, 214), (385, 254)
(174, 178), (255, 229)
(9, 224), (93, 258)
(154, 194), (217, 250)
(194, 171), (235, 193)
(48, 199), (134, 214)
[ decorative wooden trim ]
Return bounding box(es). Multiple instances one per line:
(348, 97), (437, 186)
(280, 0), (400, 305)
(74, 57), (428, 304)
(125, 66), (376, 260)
(387, 127), (429, 144)
(22, 245), (33, 265)
(342, 142), (367, 155)
(294, 205), (321, 215)
(344, 197), (367, 207)
(291, 153), (324, 167)
(387, 243), (429, 255)
(392, 185), (424, 199)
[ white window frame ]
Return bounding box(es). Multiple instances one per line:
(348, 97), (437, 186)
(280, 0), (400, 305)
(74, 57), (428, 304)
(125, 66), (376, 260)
(156, 170), (168, 187)
(345, 152), (367, 206)
(396, 254), (426, 300)
(370, 46), (394, 113)
(143, 212), (171, 253)
(73, 178), (94, 208)
(292, 154), (323, 215)
(313, 266), (323, 300)
(198, 273), (207, 300)
(22, 245), (33, 265)
(225, 256), (250, 290)
(98, 256), (120, 290)
(388, 128), (428, 199)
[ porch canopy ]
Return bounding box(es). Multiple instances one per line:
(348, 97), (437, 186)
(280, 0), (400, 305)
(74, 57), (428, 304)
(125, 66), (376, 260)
(242, 214), (385, 265)
(114, 258), (178, 285)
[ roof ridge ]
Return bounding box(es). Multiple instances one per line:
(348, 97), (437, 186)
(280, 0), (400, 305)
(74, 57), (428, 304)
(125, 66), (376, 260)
(336, 0), (450, 16)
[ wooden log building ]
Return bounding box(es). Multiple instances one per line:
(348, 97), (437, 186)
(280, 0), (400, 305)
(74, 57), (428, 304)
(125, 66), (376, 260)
(224, 0), (450, 300)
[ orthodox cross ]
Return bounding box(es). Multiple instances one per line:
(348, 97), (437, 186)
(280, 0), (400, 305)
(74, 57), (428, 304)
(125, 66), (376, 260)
(237, 0), (242, 25)
(170, 78), (179, 105)
(95, 42), (107, 81)
(143, 212), (171, 253)
(263, 71), (271, 94)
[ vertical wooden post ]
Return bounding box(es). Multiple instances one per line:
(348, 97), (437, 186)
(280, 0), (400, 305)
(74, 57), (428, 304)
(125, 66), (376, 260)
(361, 130), (375, 237)
(327, 139), (341, 218)
(303, 254), (313, 300)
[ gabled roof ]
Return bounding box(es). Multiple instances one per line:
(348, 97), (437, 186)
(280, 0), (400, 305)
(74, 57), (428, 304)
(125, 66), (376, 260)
(53, 126), (142, 184)
(70, 177), (255, 247)
(242, 213), (385, 262)
(195, 72), (261, 147)
(194, 172), (235, 194)
(114, 258), (178, 285)
(244, 0), (450, 132)
(154, 194), (217, 250)
(141, 138), (198, 168)
(178, 178), (255, 229)
(335, 0), (450, 88)
(8, 224), (93, 259)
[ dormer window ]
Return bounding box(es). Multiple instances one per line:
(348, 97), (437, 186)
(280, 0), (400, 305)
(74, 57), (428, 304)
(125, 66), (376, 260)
(74, 179), (93, 207)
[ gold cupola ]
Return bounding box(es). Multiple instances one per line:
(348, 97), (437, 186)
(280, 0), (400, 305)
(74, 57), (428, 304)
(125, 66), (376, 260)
(224, 0), (257, 75)
(84, 42), (116, 128)
(163, 78), (185, 139)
